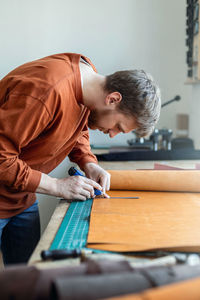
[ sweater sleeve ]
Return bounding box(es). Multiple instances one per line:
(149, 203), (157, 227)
(68, 125), (98, 170)
(0, 93), (51, 193)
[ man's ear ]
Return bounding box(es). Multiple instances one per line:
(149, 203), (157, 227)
(105, 92), (122, 106)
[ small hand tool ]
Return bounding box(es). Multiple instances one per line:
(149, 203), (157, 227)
(41, 249), (83, 260)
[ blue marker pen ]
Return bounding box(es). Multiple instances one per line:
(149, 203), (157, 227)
(68, 167), (102, 196)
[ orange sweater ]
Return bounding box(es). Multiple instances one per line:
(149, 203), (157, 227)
(0, 53), (98, 218)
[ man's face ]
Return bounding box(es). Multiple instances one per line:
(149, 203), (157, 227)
(88, 109), (137, 138)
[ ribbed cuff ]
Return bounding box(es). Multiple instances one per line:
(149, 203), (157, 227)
(78, 156), (98, 171)
(26, 169), (42, 192)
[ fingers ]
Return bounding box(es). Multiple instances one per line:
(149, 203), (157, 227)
(58, 176), (102, 201)
(83, 177), (102, 192)
(82, 163), (111, 198)
(80, 182), (95, 199)
(103, 192), (110, 198)
(57, 167), (112, 201)
(99, 172), (111, 195)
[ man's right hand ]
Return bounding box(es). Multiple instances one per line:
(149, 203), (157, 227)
(36, 173), (102, 201)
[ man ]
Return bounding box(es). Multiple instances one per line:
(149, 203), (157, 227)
(0, 53), (161, 265)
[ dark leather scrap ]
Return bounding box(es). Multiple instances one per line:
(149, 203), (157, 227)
(141, 264), (200, 287)
(51, 272), (151, 300)
(0, 265), (40, 300)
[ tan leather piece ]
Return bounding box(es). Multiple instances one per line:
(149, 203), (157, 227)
(105, 295), (142, 300)
(88, 243), (200, 252)
(87, 190), (200, 251)
(154, 163), (183, 170)
(105, 277), (200, 300)
(108, 170), (200, 192)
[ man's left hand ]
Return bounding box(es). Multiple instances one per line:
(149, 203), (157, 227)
(83, 162), (110, 198)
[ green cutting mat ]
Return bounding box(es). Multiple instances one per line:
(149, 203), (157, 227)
(50, 199), (93, 250)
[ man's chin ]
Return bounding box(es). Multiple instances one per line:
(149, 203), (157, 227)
(88, 124), (99, 130)
(88, 124), (96, 130)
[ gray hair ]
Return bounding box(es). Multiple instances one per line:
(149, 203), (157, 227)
(104, 70), (161, 137)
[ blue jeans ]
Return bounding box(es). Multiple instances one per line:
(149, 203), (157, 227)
(0, 201), (40, 265)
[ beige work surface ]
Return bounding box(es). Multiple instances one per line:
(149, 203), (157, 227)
(29, 200), (70, 266)
(29, 160), (200, 265)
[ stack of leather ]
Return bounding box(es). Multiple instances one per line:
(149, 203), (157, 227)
(1, 260), (200, 300)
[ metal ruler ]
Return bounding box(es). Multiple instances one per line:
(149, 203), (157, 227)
(50, 199), (93, 250)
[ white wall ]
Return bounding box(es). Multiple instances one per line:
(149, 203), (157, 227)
(0, 0), (191, 231)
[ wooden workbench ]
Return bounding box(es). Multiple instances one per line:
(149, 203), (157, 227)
(29, 159), (200, 267)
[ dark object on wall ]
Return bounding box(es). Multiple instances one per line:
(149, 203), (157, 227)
(186, 0), (195, 77)
(186, 0), (200, 82)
